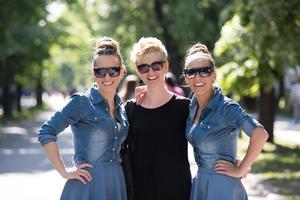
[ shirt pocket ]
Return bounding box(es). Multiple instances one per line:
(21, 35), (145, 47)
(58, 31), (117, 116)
(193, 121), (220, 142)
(199, 121), (219, 133)
(84, 112), (106, 126)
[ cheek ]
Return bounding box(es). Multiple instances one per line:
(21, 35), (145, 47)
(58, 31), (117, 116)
(185, 78), (194, 88)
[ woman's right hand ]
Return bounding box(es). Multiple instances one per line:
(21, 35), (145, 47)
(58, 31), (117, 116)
(63, 163), (93, 184)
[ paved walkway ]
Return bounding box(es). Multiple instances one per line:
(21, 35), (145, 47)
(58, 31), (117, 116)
(0, 95), (299, 200)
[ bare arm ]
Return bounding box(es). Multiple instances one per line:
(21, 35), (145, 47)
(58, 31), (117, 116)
(214, 127), (269, 178)
(43, 141), (93, 184)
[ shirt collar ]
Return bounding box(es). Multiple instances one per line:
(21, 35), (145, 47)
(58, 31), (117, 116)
(190, 87), (222, 111)
(89, 85), (122, 108)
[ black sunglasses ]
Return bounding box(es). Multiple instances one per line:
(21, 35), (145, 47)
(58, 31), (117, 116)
(93, 66), (121, 78)
(137, 60), (165, 74)
(183, 66), (214, 79)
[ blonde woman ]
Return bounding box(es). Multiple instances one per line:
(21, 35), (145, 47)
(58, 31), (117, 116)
(124, 37), (191, 200)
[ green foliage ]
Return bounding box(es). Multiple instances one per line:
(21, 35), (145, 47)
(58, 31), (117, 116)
(94, 0), (234, 74)
(215, 0), (300, 97)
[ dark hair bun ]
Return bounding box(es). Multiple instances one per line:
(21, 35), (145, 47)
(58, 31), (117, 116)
(187, 43), (210, 56)
(95, 37), (120, 55)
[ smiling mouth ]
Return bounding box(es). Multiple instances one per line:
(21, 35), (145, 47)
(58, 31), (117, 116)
(102, 81), (114, 86)
(194, 83), (205, 87)
(147, 76), (158, 81)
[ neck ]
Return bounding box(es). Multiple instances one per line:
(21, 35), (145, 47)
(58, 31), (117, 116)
(141, 83), (173, 108)
(98, 89), (115, 105)
(195, 87), (214, 110)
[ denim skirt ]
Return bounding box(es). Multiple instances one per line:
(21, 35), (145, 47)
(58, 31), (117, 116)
(190, 168), (248, 200)
(60, 161), (127, 200)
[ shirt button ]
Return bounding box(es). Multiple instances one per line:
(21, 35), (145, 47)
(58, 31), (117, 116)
(115, 136), (118, 139)
(110, 159), (113, 162)
(115, 126), (117, 129)
(112, 148), (115, 151)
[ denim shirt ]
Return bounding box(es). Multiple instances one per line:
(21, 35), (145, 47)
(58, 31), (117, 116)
(186, 87), (263, 172)
(38, 86), (128, 165)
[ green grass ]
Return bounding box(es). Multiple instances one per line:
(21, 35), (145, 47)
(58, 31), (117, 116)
(0, 104), (49, 125)
(239, 135), (300, 199)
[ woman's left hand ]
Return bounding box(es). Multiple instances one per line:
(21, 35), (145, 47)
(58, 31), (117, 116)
(213, 160), (245, 178)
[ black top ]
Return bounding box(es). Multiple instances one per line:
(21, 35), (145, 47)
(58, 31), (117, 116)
(125, 95), (191, 200)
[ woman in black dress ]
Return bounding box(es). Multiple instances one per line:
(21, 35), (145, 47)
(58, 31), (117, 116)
(124, 37), (191, 200)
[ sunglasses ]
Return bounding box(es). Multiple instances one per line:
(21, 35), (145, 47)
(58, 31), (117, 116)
(183, 66), (214, 79)
(93, 66), (121, 78)
(137, 60), (165, 74)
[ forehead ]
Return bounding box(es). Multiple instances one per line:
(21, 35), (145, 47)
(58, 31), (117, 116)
(136, 51), (164, 64)
(185, 53), (211, 68)
(94, 55), (120, 68)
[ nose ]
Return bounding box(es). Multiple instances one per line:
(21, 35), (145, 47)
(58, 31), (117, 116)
(104, 72), (110, 79)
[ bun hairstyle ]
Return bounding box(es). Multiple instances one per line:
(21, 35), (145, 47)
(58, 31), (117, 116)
(185, 42), (215, 68)
(92, 37), (123, 67)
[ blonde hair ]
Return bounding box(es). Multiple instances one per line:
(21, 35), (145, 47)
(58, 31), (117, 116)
(92, 37), (123, 66)
(130, 37), (168, 64)
(184, 42), (215, 68)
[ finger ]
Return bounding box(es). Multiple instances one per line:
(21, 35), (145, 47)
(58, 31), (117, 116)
(76, 175), (87, 184)
(215, 160), (232, 165)
(77, 169), (92, 182)
(214, 162), (233, 169)
(80, 169), (92, 181)
(79, 163), (93, 169)
(215, 170), (229, 176)
(136, 94), (145, 105)
(214, 165), (229, 171)
(135, 86), (146, 93)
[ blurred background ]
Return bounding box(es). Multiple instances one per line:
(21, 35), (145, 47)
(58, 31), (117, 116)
(0, 0), (299, 199)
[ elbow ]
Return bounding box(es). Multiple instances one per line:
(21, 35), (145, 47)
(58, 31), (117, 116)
(263, 129), (269, 141)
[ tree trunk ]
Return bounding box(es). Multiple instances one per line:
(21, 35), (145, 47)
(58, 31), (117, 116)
(258, 86), (275, 143)
(154, 0), (183, 78)
(16, 84), (22, 112)
(36, 79), (43, 107)
(2, 85), (13, 117)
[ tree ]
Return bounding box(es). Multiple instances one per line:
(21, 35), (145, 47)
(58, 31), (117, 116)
(97, 0), (233, 76)
(214, 0), (300, 142)
(0, 0), (58, 115)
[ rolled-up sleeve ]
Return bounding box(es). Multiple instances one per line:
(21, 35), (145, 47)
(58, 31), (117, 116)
(38, 95), (82, 145)
(224, 102), (263, 137)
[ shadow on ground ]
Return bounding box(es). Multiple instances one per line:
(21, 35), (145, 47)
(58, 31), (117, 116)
(0, 110), (74, 174)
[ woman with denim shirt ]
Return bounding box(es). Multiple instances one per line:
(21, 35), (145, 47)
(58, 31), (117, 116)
(183, 43), (269, 200)
(38, 37), (128, 200)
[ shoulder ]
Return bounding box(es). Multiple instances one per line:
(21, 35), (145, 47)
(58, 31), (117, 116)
(173, 94), (190, 106)
(70, 91), (89, 102)
(170, 95), (190, 114)
(124, 99), (136, 112)
(220, 95), (240, 110)
(220, 96), (246, 120)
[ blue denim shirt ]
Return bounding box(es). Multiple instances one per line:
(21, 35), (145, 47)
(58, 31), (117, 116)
(186, 87), (263, 172)
(38, 86), (128, 165)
